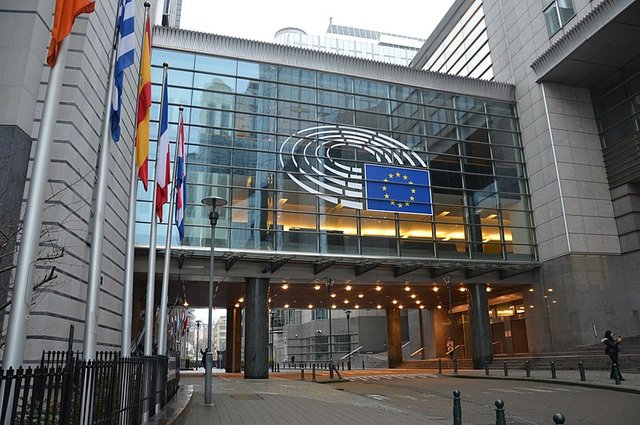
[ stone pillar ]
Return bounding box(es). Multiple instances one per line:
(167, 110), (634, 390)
(418, 308), (426, 360)
(244, 277), (269, 379)
(225, 305), (242, 373)
(386, 307), (402, 368)
(469, 283), (493, 369)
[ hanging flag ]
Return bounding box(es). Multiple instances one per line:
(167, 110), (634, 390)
(47, 0), (96, 67)
(136, 11), (152, 190)
(110, 0), (135, 142)
(175, 110), (186, 241)
(155, 65), (170, 222)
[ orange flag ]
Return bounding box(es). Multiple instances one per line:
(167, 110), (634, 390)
(47, 0), (96, 67)
(136, 12), (152, 191)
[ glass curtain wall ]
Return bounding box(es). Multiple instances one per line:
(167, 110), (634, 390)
(135, 48), (535, 261)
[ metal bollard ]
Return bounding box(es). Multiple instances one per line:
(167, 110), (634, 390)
(300, 366), (305, 381)
(277, 363), (280, 373)
(453, 358), (458, 375)
(438, 358), (442, 375)
(362, 360), (365, 370)
(525, 361), (531, 377)
(550, 361), (556, 379)
(613, 363), (621, 385)
(485, 360), (490, 376)
(503, 361), (508, 377)
(553, 413), (566, 424)
(452, 390), (462, 425)
(312, 364), (316, 382)
(578, 361), (585, 381)
(495, 399), (506, 425)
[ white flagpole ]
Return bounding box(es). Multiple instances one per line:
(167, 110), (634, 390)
(157, 106), (183, 356)
(83, 6), (122, 361)
(2, 37), (70, 369)
(122, 1), (151, 357)
(143, 62), (168, 357)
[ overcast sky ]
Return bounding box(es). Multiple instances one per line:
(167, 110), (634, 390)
(180, 0), (455, 324)
(180, 0), (455, 42)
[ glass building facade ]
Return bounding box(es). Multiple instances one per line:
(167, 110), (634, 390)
(136, 48), (536, 263)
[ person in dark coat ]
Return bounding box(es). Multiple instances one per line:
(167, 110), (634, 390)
(602, 330), (624, 381)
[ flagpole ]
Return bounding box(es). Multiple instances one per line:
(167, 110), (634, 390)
(122, 1), (151, 357)
(143, 62), (169, 357)
(157, 106), (183, 355)
(83, 5), (123, 361)
(1, 37), (72, 369)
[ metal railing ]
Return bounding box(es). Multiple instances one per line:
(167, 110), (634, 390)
(0, 352), (179, 425)
(410, 347), (425, 358)
(339, 346), (363, 361)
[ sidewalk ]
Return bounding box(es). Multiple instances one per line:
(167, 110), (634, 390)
(159, 368), (639, 424)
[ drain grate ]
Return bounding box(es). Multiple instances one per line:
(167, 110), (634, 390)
(230, 394), (263, 400)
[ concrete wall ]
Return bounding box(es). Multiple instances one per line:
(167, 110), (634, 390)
(0, 1), (159, 362)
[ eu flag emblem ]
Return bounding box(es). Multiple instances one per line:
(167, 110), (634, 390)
(364, 164), (432, 215)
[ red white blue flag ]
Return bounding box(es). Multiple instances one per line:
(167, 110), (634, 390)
(175, 110), (186, 241)
(155, 65), (170, 221)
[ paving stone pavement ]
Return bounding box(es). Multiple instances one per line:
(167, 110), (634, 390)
(155, 368), (640, 424)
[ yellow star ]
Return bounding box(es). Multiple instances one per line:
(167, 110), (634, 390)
(390, 200), (395, 205)
(395, 172), (401, 177)
(409, 181), (413, 185)
(383, 178), (388, 182)
(384, 194), (390, 199)
(411, 188), (416, 194)
(410, 196), (414, 201)
(405, 202), (410, 206)
(398, 203), (403, 208)
(388, 173), (393, 179)
(403, 175), (408, 180)
(382, 185), (387, 191)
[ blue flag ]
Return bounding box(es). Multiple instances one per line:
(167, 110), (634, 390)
(110, 0), (135, 142)
(364, 164), (433, 215)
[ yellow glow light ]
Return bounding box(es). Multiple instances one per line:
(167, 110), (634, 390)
(343, 299), (349, 304)
(433, 287), (439, 292)
(392, 300), (398, 304)
(330, 293), (336, 298)
(308, 304), (313, 309)
(354, 304), (360, 309)
(282, 284), (289, 290)
(331, 304), (337, 309)
(346, 285), (352, 291)
(234, 303), (240, 308)
(314, 284), (321, 290)
(238, 297), (244, 303)
(358, 293), (364, 298)
(376, 304), (382, 309)
(419, 305), (425, 309)
(284, 303), (289, 308)
(375, 285), (382, 291)
(404, 286), (411, 292)
(437, 305), (442, 309)
(410, 294), (416, 299)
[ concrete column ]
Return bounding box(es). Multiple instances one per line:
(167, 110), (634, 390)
(418, 308), (426, 360)
(225, 305), (242, 373)
(469, 283), (493, 369)
(244, 277), (269, 379)
(386, 307), (402, 368)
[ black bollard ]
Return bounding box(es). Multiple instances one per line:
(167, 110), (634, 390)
(495, 399), (506, 425)
(578, 361), (585, 382)
(300, 366), (305, 381)
(525, 361), (531, 377)
(485, 360), (490, 376)
(553, 413), (566, 424)
(362, 360), (365, 370)
(453, 358), (458, 375)
(452, 390), (462, 425)
(550, 361), (556, 379)
(312, 364), (316, 382)
(503, 361), (508, 377)
(438, 358), (442, 375)
(277, 363), (280, 372)
(613, 363), (621, 385)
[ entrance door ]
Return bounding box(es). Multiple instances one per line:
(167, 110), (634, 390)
(491, 322), (506, 355)
(511, 319), (528, 353)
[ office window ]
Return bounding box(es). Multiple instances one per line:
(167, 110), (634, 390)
(544, 0), (575, 37)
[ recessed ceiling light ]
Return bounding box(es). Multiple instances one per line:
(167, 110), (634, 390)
(331, 304), (337, 309)
(345, 285), (352, 291)
(399, 305), (404, 309)
(419, 305), (425, 309)
(282, 284), (289, 289)
(308, 304), (313, 308)
(433, 287), (439, 292)
(375, 285), (382, 291)
(238, 297), (244, 303)
(415, 300), (421, 304)
(358, 293), (364, 298)
(343, 299), (349, 304)
(234, 303), (240, 308)
(410, 294), (416, 299)
(330, 293), (336, 298)
(459, 287), (466, 292)
(284, 303), (289, 308)
(437, 305), (442, 309)
(404, 286), (411, 292)
(392, 300), (398, 304)
(354, 304), (359, 309)
(314, 284), (321, 290)
(486, 287), (492, 292)
(376, 304), (382, 309)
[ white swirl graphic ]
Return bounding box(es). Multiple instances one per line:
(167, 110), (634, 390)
(278, 125), (427, 209)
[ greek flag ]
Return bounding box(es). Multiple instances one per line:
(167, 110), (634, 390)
(110, 0), (135, 142)
(364, 164), (433, 215)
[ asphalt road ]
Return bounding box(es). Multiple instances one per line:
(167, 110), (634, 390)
(328, 373), (640, 424)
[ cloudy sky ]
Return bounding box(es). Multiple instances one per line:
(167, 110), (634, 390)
(179, 0), (455, 42)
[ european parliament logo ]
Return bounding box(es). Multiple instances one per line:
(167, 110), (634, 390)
(364, 164), (432, 215)
(279, 125), (433, 215)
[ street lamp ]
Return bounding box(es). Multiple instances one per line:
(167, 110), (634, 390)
(201, 196), (227, 405)
(344, 309), (351, 370)
(195, 320), (201, 369)
(325, 277), (334, 380)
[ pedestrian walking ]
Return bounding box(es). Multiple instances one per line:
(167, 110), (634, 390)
(446, 337), (455, 359)
(602, 329), (624, 381)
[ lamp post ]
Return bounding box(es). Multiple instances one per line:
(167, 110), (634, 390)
(344, 309), (351, 370)
(325, 277), (334, 380)
(195, 320), (201, 369)
(201, 196), (227, 405)
(444, 275), (455, 359)
(270, 310), (276, 372)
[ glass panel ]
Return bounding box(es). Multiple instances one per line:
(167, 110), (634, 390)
(237, 61), (277, 80)
(153, 49), (195, 69)
(558, 0), (575, 25)
(193, 73), (236, 91)
(195, 55), (236, 75)
(544, 4), (561, 36)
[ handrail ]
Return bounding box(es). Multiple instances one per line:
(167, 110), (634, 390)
(410, 347), (424, 357)
(402, 341), (411, 348)
(492, 340), (504, 354)
(339, 345), (363, 361)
